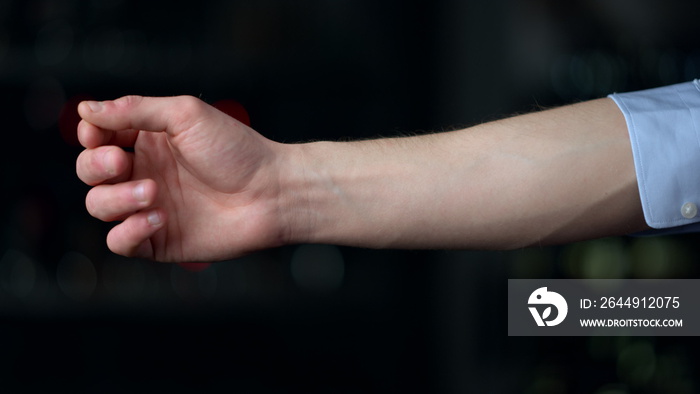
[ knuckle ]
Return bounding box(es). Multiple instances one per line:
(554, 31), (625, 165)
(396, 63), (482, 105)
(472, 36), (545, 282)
(176, 95), (205, 114)
(114, 95), (144, 110)
(171, 96), (207, 127)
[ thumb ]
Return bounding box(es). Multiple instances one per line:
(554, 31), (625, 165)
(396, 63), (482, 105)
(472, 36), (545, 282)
(78, 95), (208, 135)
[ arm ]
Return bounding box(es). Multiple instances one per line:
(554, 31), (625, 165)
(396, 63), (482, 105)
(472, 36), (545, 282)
(76, 95), (647, 262)
(289, 98), (647, 250)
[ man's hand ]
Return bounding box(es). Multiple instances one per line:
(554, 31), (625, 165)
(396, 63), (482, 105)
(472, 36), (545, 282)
(77, 96), (649, 262)
(76, 96), (296, 262)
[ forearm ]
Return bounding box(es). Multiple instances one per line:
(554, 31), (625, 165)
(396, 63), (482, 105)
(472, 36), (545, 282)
(279, 98), (649, 250)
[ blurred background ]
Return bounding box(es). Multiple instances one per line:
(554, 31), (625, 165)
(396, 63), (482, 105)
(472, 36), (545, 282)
(1, 0), (700, 392)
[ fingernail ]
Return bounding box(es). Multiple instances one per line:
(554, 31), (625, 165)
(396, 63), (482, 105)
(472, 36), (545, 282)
(133, 183), (147, 203)
(85, 101), (103, 112)
(147, 211), (162, 226)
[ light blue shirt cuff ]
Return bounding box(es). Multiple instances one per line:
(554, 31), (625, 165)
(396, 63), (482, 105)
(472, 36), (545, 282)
(609, 80), (700, 235)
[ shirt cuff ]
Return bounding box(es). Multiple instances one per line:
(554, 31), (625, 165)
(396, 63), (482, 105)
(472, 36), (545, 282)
(609, 80), (700, 235)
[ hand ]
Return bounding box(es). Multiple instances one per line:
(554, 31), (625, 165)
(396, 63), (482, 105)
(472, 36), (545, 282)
(76, 96), (294, 262)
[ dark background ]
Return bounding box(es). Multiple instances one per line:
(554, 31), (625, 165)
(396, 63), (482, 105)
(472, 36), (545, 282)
(1, 0), (700, 392)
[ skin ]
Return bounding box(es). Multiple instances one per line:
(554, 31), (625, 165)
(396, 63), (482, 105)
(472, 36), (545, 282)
(75, 95), (649, 262)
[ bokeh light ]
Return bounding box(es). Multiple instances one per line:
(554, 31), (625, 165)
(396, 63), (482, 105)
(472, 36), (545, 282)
(562, 238), (630, 280)
(629, 237), (691, 278)
(290, 244), (345, 294)
(177, 262), (211, 272)
(56, 251), (97, 302)
(34, 19), (73, 66)
(81, 27), (126, 73)
(101, 255), (146, 301)
(24, 76), (65, 131)
(0, 249), (36, 299)
(616, 341), (656, 388)
(170, 262), (218, 301)
(213, 99), (251, 127)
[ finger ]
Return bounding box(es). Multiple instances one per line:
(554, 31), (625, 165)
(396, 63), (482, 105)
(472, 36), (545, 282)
(78, 95), (209, 135)
(76, 145), (133, 186)
(77, 119), (139, 149)
(86, 179), (157, 222)
(106, 208), (166, 258)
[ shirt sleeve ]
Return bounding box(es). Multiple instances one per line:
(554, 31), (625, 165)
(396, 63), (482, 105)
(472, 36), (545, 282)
(609, 80), (700, 235)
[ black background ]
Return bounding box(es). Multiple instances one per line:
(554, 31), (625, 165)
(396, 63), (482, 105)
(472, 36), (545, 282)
(2, 0), (700, 392)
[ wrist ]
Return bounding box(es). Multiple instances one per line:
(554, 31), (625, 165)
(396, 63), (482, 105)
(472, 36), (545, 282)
(273, 141), (320, 247)
(274, 138), (408, 249)
(275, 140), (359, 248)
